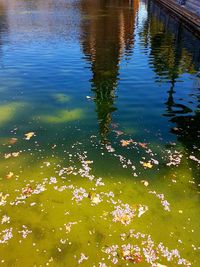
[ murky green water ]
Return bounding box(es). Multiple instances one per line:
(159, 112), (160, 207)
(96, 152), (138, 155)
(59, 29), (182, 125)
(0, 0), (200, 266)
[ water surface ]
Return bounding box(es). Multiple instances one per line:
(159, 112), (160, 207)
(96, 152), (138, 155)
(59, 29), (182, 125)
(0, 0), (200, 266)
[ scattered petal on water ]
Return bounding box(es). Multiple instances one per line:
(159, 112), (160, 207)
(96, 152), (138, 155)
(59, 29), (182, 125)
(78, 253), (88, 264)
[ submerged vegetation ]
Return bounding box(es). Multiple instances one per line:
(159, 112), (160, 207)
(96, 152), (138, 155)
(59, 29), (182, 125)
(52, 93), (71, 104)
(0, 102), (26, 126)
(40, 108), (84, 124)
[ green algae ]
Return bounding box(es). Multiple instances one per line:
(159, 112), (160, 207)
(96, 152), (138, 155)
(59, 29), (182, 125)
(0, 102), (26, 126)
(40, 109), (84, 123)
(52, 94), (71, 104)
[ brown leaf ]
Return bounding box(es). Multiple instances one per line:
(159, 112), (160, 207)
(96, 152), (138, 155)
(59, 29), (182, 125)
(22, 185), (33, 196)
(9, 138), (18, 144)
(120, 139), (133, 147)
(138, 142), (147, 148)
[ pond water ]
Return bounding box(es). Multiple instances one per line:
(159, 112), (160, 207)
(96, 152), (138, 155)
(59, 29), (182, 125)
(0, 0), (200, 266)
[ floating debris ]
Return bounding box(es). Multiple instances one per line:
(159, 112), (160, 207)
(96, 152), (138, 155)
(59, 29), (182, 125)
(166, 150), (183, 167)
(0, 228), (13, 244)
(88, 192), (102, 205)
(189, 155), (200, 164)
(111, 203), (148, 225)
(141, 161), (153, 169)
(18, 225), (32, 239)
(72, 188), (88, 203)
(64, 222), (77, 233)
(24, 132), (35, 140)
(9, 138), (18, 144)
(1, 215), (10, 225)
(6, 172), (14, 179)
(120, 139), (133, 147)
(78, 253), (88, 264)
(141, 180), (149, 187)
(149, 191), (171, 212)
(4, 152), (20, 159)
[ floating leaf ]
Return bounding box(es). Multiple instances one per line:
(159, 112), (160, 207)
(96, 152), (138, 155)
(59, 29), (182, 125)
(138, 142), (147, 148)
(141, 162), (153, 169)
(88, 192), (101, 205)
(12, 152), (20, 157)
(85, 160), (93, 164)
(122, 248), (143, 263)
(4, 153), (12, 159)
(0, 193), (9, 205)
(6, 172), (14, 179)
(65, 224), (72, 233)
(22, 185), (33, 196)
(64, 222), (77, 233)
(120, 139), (133, 147)
(141, 180), (149, 186)
(4, 152), (20, 158)
(138, 205), (148, 217)
(9, 138), (18, 144)
(24, 132), (35, 140)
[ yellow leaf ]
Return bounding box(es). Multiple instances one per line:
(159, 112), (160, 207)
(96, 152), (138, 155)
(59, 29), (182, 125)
(12, 152), (20, 157)
(88, 192), (101, 205)
(156, 264), (167, 267)
(4, 153), (12, 159)
(85, 160), (93, 164)
(24, 132), (35, 140)
(142, 162), (153, 169)
(141, 180), (149, 186)
(6, 172), (14, 179)
(65, 224), (71, 233)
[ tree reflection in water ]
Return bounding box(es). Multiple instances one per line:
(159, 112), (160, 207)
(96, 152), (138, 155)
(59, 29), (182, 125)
(80, 0), (139, 141)
(139, 0), (200, 182)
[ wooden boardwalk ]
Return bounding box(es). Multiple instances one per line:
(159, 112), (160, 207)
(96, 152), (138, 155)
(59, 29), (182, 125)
(154, 0), (200, 37)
